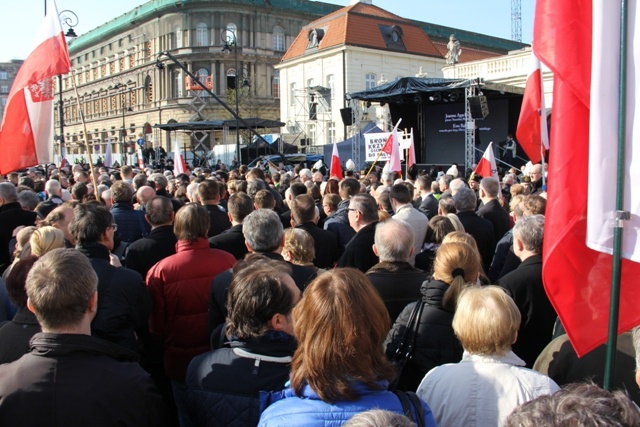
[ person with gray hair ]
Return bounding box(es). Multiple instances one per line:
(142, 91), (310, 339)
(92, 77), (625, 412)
(36, 179), (64, 219)
(366, 219), (427, 322)
(497, 214), (556, 368)
(0, 183), (38, 275)
(344, 409), (416, 427)
(390, 184), (428, 266)
(335, 193), (380, 272)
(454, 187), (495, 272)
(208, 209), (317, 337)
(448, 177), (466, 196)
(477, 177), (511, 245)
(0, 248), (167, 426)
(17, 190), (40, 212)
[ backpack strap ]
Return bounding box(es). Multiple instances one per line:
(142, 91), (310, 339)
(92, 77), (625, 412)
(394, 390), (425, 427)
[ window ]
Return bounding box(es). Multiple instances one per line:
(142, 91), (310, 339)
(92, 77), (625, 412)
(307, 123), (316, 145)
(307, 78), (316, 88)
(197, 68), (210, 97)
(327, 121), (335, 144)
(0, 85), (8, 94)
(1, 97), (7, 107)
(326, 74), (334, 108)
(0, 71), (8, 80)
(273, 26), (285, 51)
(225, 23), (238, 46)
(290, 82), (297, 106)
(365, 73), (377, 90)
(175, 27), (183, 48)
(174, 70), (182, 98)
(272, 70), (280, 98)
(196, 23), (209, 46)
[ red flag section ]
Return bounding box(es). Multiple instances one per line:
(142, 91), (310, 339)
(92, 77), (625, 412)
(329, 141), (342, 179)
(536, 0), (640, 356)
(474, 142), (498, 180)
(0, 0), (70, 174)
(516, 54), (548, 164)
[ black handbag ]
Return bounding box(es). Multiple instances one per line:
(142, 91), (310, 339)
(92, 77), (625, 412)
(389, 299), (425, 391)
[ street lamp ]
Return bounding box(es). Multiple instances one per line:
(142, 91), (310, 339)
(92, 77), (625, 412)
(57, 9), (79, 159)
(222, 29), (251, 165)
(113, 79), (132, 165)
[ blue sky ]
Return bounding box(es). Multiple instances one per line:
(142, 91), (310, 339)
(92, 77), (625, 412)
(0, 0), (534, 62)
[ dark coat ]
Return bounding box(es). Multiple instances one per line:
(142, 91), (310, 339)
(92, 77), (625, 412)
(335, 221), (379, 273)
(366, 261), (427, 323)
(417, 194), (439, 219)
(0, 333), (167, 427)
(204, 204), (232, 238)
(0, 202), (37, 274)
(323, 199), (356, 253)
(295, 222), (338, 269)
(497, 254), (557, 368)
(146, 238), (236, 381)
(110, 202), (150, 243)
(124, 225), (177, 278)
(455, 210), (495, 272)
(384, 280), (463, 391)
(208, 253), (316, 337)
(77, 243), (151, 355)
(208, 224), (248, 260)
(476, 198), (511, 245)
(186, 336), (295, 427)
(0, 307), (40, 364)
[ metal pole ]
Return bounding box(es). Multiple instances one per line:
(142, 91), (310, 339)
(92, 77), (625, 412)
(58, 75), (65, 158)
(604, 0), (630, 390)
(234, 37), (240, 165)
(122, 102), (127, 165)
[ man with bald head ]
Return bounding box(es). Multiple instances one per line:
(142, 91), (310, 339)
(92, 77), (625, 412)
(36, 179), (64, 219)
(477, 177), (511, 244)
(136, 186), (156, 210)
(43, 205), (76, 247)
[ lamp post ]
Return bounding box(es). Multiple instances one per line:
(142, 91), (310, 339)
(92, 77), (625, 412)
(113, 79), (132, 165)
(221, 29), (243, 165)
(57, 9), (79, 159)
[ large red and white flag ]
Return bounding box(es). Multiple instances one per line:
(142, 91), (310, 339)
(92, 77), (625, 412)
(473, 142), (498, 181)
(329, 141), (342, 179)
(0, 0), (71, 174)
(537, 0), (640, 356)
(516, 51), (549, 164)
(382, 120), (402, 173)
(173, 140), (186, 176)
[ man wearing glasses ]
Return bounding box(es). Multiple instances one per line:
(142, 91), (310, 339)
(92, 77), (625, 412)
(528, 164), (544, 195)
(335, 193), (379, 272)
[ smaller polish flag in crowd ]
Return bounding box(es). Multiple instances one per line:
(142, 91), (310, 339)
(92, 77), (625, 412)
(0, 0), (71, 174)
(137, 148), (145, 169)
(474, 142), (499, 180)
(103, 138), (113, 168)
(173, 140), (186, 176)
(330, 141), (342, 179)
(382, 119), (402, 173)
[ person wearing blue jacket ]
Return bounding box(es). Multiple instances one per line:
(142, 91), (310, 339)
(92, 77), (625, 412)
(258, 268), (436, 427)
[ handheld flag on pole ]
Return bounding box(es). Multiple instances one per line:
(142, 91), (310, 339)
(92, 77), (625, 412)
(516, 51), (549, 164)
(474, 142), (498, 181)
(267, 161), (279, 177)
(173, 140), (186, 176)
(381, 120), (402, 173)
(0, 0), (71, 174)
(330, 141), (342, 179)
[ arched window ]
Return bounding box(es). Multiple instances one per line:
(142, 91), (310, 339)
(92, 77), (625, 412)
(196, 23), (209, 46)
(173, 70), (182, 98)
(197, 68), (210, 97)
(144, 75), (153, 104)
(272, 70), (280, 98)
(273, 26), (285, 51)
(175, 26), (182, 48)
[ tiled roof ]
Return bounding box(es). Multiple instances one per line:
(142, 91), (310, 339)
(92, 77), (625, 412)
(282, 2), (443, 62)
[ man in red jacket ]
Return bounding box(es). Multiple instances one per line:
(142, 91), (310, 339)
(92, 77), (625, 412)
(146, 203), (236, 426)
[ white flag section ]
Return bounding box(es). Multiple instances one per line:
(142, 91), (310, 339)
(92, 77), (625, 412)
(364, 132), (405, 162)
(104, 138), (113, 168)
(587, 0), (640, 262)
(173, 139), (186, 176)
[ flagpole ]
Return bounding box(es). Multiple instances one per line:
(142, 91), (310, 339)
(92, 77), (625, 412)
(71, 69), (100, 201)
(604, 0), (630, 390)
(365, 118), (402, 177)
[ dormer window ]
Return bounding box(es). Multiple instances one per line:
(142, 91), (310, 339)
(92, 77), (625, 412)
(307, 28), (325, 49)
(380, 24), (406, 52)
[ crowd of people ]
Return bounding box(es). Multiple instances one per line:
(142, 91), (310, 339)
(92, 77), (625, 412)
(0, 159), (639, 426)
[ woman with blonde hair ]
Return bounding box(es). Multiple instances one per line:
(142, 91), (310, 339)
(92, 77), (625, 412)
(259, 268), (436, 426)
(385, 242), (481, 391)
(30, 226), (65, 257)
(282, 228), (325, 274)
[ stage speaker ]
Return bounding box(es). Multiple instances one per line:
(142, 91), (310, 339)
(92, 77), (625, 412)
(469, 96), (489, 119)
(340, 107), (353, 126)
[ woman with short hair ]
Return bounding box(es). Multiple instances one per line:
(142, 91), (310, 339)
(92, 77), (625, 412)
(417, 286), (559, 426)
(259, 268), (436, 427)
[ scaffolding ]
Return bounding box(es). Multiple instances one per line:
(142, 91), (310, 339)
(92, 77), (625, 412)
(289, 85), (333, 153)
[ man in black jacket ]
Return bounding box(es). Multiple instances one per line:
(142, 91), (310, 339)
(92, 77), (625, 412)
(125, 196), (177, 278)
(477, 177), (511, 245)
(453, 187), (495, 272)
(497, 215), (556, 368)
(0, 183), (37, 274)
(198, 179), (231, 238)
(209, 192), (253, 260)
(335, 193), (379, 273)
(69, 203), (151, 355)
(0, 248), (166, 427)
